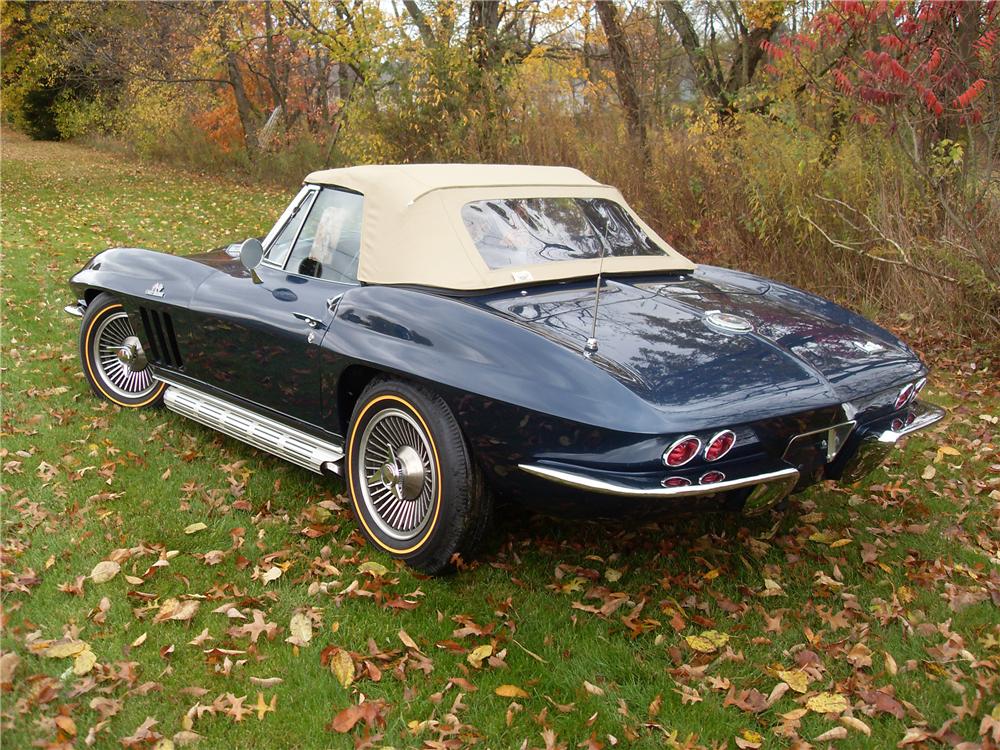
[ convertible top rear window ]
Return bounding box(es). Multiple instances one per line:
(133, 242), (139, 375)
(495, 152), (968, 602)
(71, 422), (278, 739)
(461, 197), (666, 270)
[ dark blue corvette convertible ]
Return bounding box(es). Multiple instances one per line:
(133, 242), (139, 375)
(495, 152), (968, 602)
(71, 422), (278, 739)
(66, 164), (944, 572)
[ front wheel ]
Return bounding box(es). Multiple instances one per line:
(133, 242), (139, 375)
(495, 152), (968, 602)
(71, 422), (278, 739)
(79, 293), (165, 408)
(346, 378), (490, 574)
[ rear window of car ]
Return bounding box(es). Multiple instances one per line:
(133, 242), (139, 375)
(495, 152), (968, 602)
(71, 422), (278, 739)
(461, 197), (666, 270)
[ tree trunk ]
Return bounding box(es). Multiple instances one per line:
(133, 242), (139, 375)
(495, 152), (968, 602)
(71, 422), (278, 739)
(595, 0), (647, 163)
(225, 50), (260, 153)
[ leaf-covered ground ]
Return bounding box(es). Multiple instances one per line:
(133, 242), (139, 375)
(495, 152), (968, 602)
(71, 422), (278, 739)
(1, 131), (998, 750)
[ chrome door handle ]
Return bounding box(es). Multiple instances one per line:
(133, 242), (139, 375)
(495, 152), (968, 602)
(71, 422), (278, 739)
(293, 312), (323, 328)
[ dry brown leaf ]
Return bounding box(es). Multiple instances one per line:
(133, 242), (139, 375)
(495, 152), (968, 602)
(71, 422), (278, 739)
(814, 726), (848, 741)
(153, 598), (199, 624)
(90, 560), (121, 584)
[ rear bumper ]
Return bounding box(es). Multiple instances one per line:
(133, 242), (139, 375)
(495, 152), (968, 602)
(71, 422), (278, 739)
(518, 463), (799, 515)
(517, 399), (945, 512)
(836, 400), (945, 483)
(64, 299), (87, 317)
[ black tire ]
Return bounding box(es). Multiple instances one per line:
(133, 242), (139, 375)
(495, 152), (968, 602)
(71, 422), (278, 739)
(79, 293), (165, 408)
(346, 377), (491, 574)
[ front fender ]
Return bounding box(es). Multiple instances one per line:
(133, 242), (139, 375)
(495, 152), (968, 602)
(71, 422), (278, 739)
(69, 247), (214, 308)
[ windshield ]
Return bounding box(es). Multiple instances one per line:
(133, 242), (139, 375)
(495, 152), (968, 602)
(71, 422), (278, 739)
(461, 197), (665, 270)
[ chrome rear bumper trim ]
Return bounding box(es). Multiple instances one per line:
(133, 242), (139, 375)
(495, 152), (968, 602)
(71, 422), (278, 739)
(162, 380), (343, 475)
(64, 300), (86, 317)
(518, 463), (799, 500)
(840, 400), (945, 483)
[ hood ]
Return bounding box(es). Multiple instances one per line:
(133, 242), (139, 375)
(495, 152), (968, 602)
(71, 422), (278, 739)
(470, 266), (923, 422)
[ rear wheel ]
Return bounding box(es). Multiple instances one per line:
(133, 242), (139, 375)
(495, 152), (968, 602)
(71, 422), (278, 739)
(346, 377), (491, 574)
(80, 293), (164, 408)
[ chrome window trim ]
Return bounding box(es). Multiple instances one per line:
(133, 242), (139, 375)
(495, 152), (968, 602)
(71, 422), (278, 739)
(264, 184), (364, 287)
(262, 185), (320, 269)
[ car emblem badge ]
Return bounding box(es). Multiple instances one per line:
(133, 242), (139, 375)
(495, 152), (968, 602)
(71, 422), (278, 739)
(704, 310), (753, 334)
(853, 340), (885, 354)
(145, 282), (165, 297)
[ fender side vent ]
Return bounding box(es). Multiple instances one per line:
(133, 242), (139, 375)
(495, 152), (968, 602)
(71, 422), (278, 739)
(139, 307), (184, 368)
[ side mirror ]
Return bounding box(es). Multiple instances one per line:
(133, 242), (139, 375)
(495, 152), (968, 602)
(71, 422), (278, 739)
(239, 238), (264, 271)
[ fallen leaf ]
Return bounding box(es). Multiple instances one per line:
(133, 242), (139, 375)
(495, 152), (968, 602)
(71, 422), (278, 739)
(42, 639), (88, 658)
(840, 715), (871, 736)
(0, 651), (20, 686)
(777, 669), (808, 694)
(806, 692), (849, 714)
(921, 465), (936, 480)
(495, 684), (529, 698)
(814, 726), (848, 741)
(467, 644), (493, 668)
(132, 632), (148, 649)
(330, 649), (355, 688)
(254, 692), (276, 720)
(184, 522), (208, 534)
(90, 560), (121, 584)
(685, 630), (730, 653)
(153, 598), (199, 624)
(73, 648), (97, 675)
(583, 681), (605, 696)
(358, 561), (388, 577)
(287, 612), (312, 645)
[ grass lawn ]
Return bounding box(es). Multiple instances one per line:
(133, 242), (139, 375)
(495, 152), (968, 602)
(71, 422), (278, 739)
(1, 130), (998, 750)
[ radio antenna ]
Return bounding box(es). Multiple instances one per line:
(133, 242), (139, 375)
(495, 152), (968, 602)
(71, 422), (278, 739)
(584, 215), (610, 357)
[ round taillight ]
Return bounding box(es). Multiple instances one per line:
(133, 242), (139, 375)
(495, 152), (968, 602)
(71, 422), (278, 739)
(661, 476), (691, 488)
(663, 436), (701, 467)
(704, 430), (736, 461)
(891, 417), (904, 431)
(894, 382), (915, 410)
(699, 470), (726, 484)
(905, 411), (916, 426)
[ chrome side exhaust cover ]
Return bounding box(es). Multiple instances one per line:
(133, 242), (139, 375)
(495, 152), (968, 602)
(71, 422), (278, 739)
(162, 381), (343, 475)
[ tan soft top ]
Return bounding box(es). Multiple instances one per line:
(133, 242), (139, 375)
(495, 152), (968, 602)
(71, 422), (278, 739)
(304, 164), (694, 290)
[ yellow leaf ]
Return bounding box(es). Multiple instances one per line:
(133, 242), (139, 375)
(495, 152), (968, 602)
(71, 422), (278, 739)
(254, 692), (276, 720)
(131, 632), (148, 648)
(330, 649), (355, 688)
(90, 560), (120, 584)
(184, 522), (208, 534)
(42, 639), (88, 659)
(806, 692), (849, 714)
(686, 630), (729, 653)
(73, 648), (97, 675)
(921, 465), (936, 480)
(495, 684), (529, 698)
(358, 561), (388, 577)
(467, 643), (493, 668)
(777, 669), (808, 693)
(830, 538), (852, 548)
(605, 568), (622, 582)
(809, 531), (839, 545)
(935, 445), (960, 463)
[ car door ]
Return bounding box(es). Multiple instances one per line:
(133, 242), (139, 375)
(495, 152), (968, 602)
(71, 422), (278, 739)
(183, 186), (363, 429)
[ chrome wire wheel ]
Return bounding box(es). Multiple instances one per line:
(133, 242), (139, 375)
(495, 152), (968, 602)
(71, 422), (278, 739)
(358, 408), (437, 542)
(92, 311), (157, 400)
